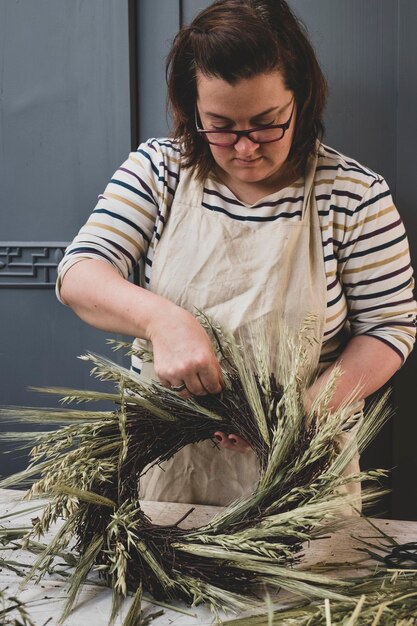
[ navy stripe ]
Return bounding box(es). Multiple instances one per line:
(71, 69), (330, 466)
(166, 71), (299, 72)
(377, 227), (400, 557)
(337, 217), (402, 251)
(322, 197), (391, 218)
(154, 140), (182, 153)
(93, 209), (150, 243)
(316, 163), (373, 177)
(109, 178), (155, 205)
(323, 318), (347, 337)
(366, 320), (416, 332)
(202, 202), (302, 222)
(327, 276), (339, 290)
(328, 289), (344, 308)
(67, 247), (119, 261)
(335, 189), (362, 201)
(343, 263), (411, 287)
(323, 236), (342, 249)
(165, 166), (180, 181)
(316, 189), (362, 203)
(204, 186), (304, 209)
(355, 189), (391, 213)
(157, 211), (166, 225)
(338, 232), (407, 262)
(101, 238), (137, 266)
(119, 167), (156, 202)
(158, 174), (176, 196)
(347, 278), (413, 301)
(321, 146), (379, 178)
(324, 204), (355, 217)
(369, 177), (383, 190)
(137, 148), (160, 177)
(349, 297), (416, 316)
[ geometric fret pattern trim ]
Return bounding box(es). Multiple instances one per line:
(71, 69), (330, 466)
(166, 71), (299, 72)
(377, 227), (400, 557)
(0, 243), (69, 288)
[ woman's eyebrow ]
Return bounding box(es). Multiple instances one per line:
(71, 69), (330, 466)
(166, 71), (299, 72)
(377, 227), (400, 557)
(205, 105), (281, 122)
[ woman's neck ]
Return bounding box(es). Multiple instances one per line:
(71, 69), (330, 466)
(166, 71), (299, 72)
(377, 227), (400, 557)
(214, 163), (302, 205)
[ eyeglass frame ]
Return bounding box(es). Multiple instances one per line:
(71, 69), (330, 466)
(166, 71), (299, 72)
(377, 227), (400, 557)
(195, 99), (296, 147)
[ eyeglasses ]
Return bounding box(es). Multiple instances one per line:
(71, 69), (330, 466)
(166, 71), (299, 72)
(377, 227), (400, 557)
(195, 99), (295, 147)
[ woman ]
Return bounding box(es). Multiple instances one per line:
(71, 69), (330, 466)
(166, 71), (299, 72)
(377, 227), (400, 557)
(56, 0), (416, 506)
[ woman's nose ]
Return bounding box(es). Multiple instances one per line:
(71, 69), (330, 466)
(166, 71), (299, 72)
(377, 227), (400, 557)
(233, 135), (260, 155)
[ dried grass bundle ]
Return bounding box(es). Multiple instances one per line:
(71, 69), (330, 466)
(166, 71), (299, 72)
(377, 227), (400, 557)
(0, 315), (391, 623)
(224, 569), (417, 625)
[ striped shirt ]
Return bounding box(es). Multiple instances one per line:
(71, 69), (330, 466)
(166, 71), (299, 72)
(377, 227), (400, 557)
(56, 139), (417, 369)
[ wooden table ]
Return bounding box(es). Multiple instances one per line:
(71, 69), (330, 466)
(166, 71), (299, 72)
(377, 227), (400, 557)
(1, 488), (416, 625)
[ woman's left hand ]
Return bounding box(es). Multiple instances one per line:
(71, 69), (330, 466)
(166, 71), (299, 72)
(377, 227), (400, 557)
(214, 431), (251, 452)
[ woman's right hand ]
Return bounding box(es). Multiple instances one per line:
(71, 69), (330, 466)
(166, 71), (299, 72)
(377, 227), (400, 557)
(60, 260), (223, 398)
(147, 303), (224, 398)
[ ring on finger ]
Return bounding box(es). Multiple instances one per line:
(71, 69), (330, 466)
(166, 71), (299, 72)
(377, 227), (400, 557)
(170, 383), (187, 393)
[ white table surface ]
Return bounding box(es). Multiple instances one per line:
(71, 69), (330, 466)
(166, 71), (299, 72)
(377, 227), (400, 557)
(1, 488), (416, 625)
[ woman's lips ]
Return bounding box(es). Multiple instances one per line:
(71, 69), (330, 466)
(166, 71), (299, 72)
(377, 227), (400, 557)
(235, 157), (263, 166)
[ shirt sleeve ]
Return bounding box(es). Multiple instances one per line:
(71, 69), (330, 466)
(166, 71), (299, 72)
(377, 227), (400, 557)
(56, 138), (178, 302)
(337, 176), (417, 363)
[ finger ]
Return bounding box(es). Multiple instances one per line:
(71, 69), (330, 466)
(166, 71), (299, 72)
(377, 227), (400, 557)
(214, 431), (246, 452)
(167, 379), (192, 399)
(184, 372), (207, 396)
(214, 431), (229, 446)
(158, 376), (171, 389)
(198, 365), (224, 395)
(228, 434), (251, 452)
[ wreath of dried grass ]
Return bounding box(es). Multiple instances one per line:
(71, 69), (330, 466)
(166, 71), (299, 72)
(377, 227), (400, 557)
(0, 315), (390, 624)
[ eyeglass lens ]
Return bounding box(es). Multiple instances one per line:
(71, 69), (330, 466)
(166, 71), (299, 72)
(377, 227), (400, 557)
(204, 126), (286, 146)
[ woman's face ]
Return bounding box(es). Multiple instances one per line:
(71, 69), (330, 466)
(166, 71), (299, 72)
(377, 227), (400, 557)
(196, 70), (296, 192)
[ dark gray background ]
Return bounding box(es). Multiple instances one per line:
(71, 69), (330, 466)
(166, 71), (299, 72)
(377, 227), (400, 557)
(0, 0), (131, 468)
(1, 0), (416, 518)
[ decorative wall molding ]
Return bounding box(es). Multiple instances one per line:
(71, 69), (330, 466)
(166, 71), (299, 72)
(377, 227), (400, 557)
(0, 242), (69, 288)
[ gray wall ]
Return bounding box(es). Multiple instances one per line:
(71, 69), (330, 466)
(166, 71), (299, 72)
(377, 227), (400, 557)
(0, 0), (131, 471)
(391, 0), (417, 520)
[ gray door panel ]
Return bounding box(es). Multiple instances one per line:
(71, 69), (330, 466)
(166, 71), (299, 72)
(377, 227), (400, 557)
(0, 1), (131, 475)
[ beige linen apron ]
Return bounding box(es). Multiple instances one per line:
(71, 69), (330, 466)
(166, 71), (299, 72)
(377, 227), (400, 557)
(140, 153), (361, 511)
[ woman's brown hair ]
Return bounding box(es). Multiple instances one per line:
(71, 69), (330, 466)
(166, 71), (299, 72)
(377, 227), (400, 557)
(166, 0), (327, 181)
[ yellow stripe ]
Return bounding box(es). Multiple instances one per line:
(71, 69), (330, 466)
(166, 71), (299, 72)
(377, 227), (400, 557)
(87, 222), (144, 256)
(389, 334), (412, 349)
(129, 155), (143, 166)
(325, 304), (347, 324)
(103, 192), (154, 222)
(332, 205), (395, 233)
(377, 308), (415, 320)
(342, 249), (409, 274)
(130, 152), (182, 169)
(316, 176), (370, 189)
